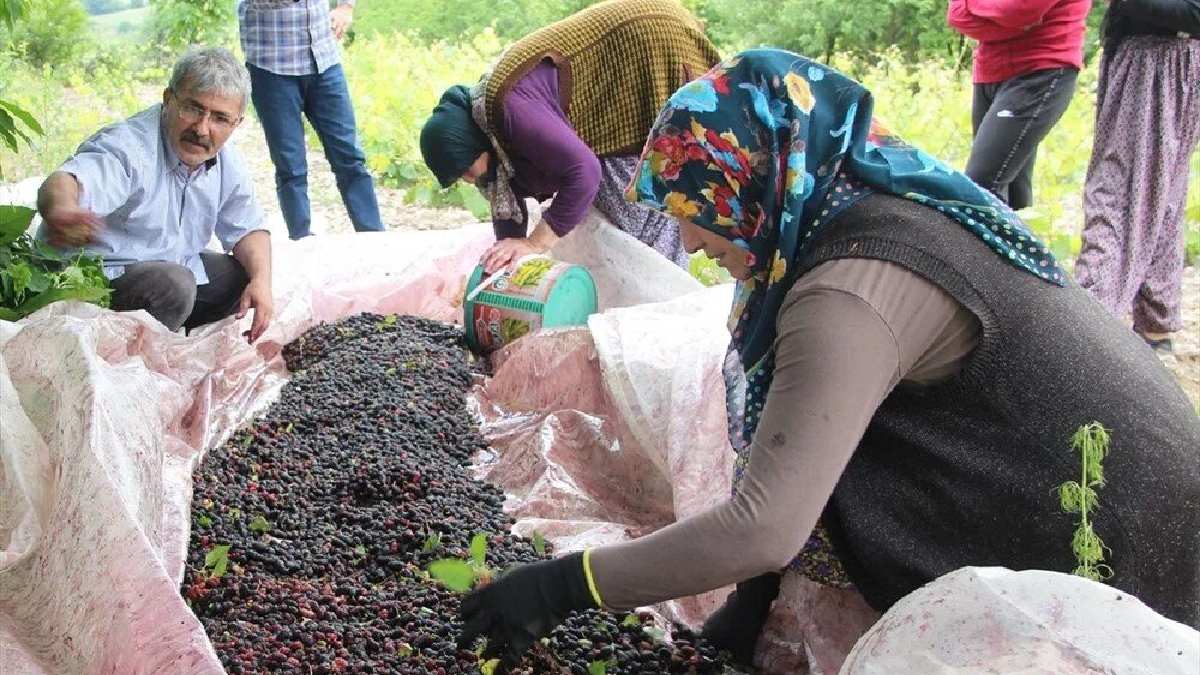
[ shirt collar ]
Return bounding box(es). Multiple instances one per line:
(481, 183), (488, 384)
(158, 104), (219, 177)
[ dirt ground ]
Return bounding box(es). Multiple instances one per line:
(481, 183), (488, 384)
(232, 115), (481, 239)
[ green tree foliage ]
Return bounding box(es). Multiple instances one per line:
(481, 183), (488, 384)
(697, 0), (962, 64)
(149, 0), (234, 50)
(0, 0), (43, 178)
(354, 0), (1107, 69)
(1, 0), (91, 67)
(0, 0), (22, 24)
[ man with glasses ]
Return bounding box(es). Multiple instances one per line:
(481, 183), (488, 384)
(238, 0), (385, 240)
(35, 47), (274, 342)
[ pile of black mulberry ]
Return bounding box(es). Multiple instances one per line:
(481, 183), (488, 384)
(184, 314), (734, 675)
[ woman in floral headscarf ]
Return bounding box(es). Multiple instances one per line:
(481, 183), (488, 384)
(454, 49), (1200, 672)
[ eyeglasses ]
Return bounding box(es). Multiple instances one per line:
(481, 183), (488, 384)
(172, 94), (240, 133)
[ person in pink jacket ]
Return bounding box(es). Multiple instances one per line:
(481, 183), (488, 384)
(947, 0), (1090, 209)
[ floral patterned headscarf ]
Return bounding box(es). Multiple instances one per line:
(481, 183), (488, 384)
(629, 48), (1064, 442)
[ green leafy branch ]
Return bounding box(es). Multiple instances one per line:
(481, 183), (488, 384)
(1058, 422), (1113, 582)
(0, 206), (112, 321)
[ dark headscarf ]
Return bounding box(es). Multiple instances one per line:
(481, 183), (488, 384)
(420, 85), (491, 188)
(629, 48), (1064, 445)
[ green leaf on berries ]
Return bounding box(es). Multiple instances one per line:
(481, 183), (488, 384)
(204, 544), (231, 578)
(532, 530), (546, 556)
(249, 515), (271, 534)
(428, 559), (476, 592)
(469, 532), (488, 567)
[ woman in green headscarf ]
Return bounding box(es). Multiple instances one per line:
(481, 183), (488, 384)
(451, 48), (1200, 672)
(419, 0), (720, 272)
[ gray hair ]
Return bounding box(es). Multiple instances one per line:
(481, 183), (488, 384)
(168, 47), (252, 114)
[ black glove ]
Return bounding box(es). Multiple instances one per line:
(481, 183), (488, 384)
(701, 571), (782, 666)
(458, 552), (597, 672)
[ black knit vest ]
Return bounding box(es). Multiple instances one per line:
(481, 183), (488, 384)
(801, 194), (1200, 627)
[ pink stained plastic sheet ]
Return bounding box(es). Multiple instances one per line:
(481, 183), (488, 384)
(754, 572), (880, 675)
(0, 226), (493, 675)
(468, 286), (740, 629)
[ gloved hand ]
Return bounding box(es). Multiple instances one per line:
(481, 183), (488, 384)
(458, 552), (598, 673)
(701, 571), (782, 666)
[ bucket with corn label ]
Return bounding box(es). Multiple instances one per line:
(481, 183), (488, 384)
(462, 256), (598, 353)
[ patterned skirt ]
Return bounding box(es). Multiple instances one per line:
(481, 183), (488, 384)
(592, 155), (689, 268)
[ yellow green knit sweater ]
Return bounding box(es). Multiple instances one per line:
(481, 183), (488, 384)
(482, 0), (721, 157)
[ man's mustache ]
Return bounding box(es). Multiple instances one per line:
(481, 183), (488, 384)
(181, 132), (211, 150)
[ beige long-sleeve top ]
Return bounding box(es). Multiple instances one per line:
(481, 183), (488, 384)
(589, 257), (982, 609)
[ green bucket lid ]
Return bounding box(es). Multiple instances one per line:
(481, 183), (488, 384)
(542, 265), (597, 327)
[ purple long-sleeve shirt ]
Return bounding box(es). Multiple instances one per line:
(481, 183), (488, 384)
(493, 60), (602, 239)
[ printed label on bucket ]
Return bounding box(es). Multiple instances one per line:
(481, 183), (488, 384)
(465, 257), (596, 353)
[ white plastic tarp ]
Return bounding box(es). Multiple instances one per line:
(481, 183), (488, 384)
(1, 226), (494, 675)
(841, 567), (1200, 675)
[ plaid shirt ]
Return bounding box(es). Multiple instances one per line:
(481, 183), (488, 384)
(237, 0), (354, 76)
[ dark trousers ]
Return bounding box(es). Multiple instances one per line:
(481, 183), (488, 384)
(247, 63), (384, 240)
(965, 67), (1078, 210)
(109, 252), (248, 332)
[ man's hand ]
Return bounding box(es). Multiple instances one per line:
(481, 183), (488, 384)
(41, 206), (104, 248)
(330, 3), (353, 40)
(458, 552), (597, 674)
(237, 279), (274, 343)
(37, 171), (104, 249)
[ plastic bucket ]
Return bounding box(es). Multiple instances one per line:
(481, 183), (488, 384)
(462, 256), (598, 353)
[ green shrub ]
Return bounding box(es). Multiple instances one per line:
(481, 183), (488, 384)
(2, 0), (91, 67)
(149, 0), (235, 51)
(339, 30), (504, 216)
(0, 46), (148, 179)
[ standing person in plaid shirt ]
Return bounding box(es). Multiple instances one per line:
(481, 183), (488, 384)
(238, 0), (385, 240)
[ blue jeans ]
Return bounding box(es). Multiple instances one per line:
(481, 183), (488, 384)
(247, 63), (384, 239)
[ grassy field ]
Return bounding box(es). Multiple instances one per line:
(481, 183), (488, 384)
(88, 6), (152, 43)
